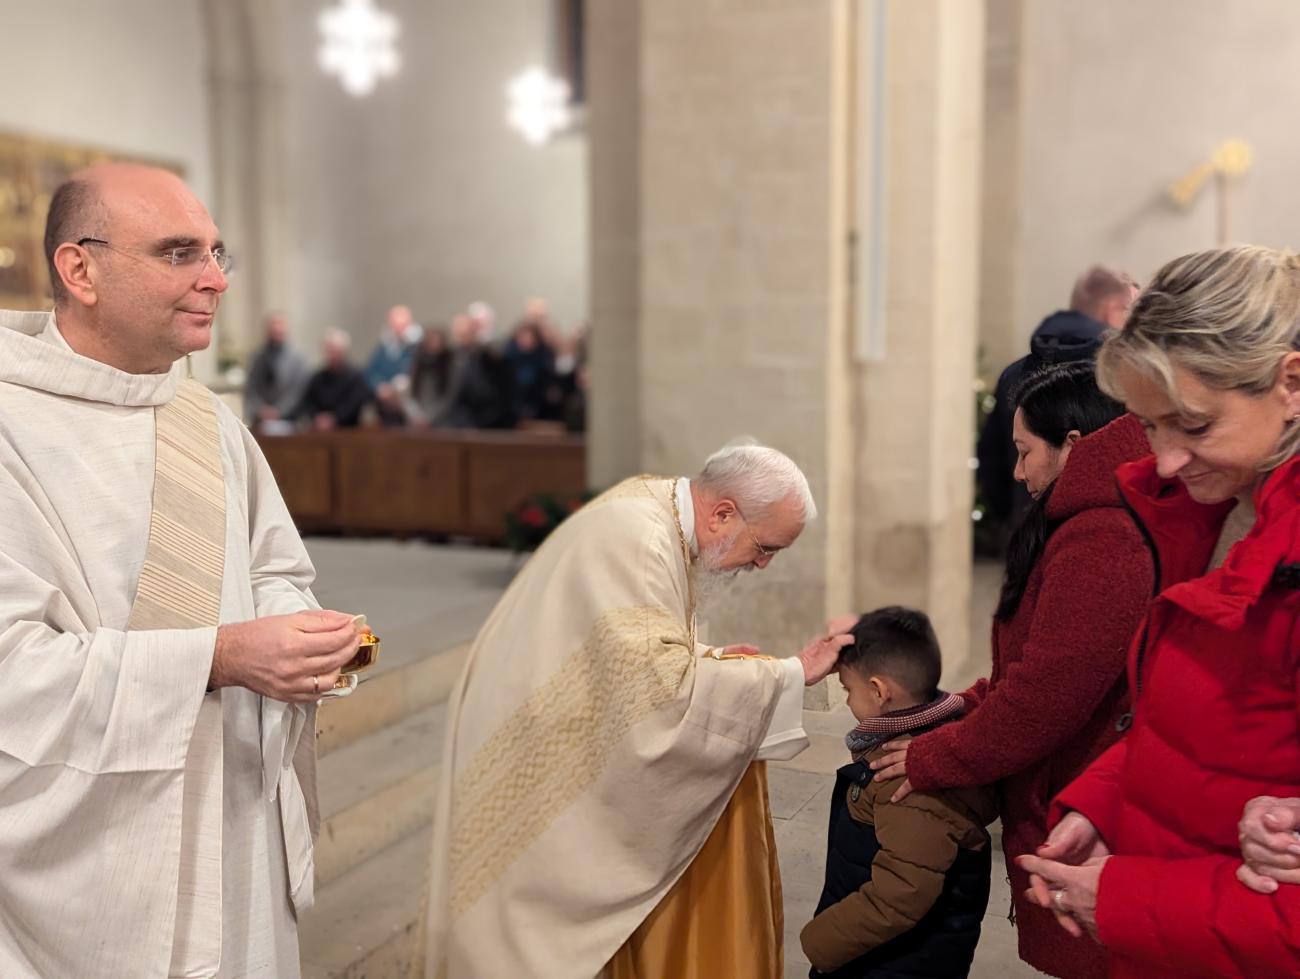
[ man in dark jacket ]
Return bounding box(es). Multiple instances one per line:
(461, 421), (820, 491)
(296, 328), (372, 429)
(243, 312), (311, 430)
(977, 265), (1138, 530)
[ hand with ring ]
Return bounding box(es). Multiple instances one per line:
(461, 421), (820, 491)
(209, 610), (361, 703)
(1016, 852), (1108, 940)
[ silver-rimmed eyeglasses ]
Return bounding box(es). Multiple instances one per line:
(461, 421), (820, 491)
(76, 237), (234, 275)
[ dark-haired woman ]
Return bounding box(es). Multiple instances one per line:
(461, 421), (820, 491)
(407, 326), (455, 426)
(870, 361), (1151, 978)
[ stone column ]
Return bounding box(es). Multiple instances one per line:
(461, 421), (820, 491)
(587, 0), (644, 487)
(201, 0), (294, 373)
(634, 0), (851, 697)
(979, 0), (1027, 380)
(586, 0), (985, 697)
(851, 0), (986, 680)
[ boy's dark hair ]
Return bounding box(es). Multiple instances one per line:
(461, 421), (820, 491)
(840, 606), (942, 702)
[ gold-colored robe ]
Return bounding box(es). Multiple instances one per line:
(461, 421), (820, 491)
(606, 762), (784, 979)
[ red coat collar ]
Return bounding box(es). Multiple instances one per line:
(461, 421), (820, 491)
(1117, 454), (1300, 629)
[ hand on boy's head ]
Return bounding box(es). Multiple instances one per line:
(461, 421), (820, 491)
(825, 613), (859, 636)
(798, 632), (853, 686)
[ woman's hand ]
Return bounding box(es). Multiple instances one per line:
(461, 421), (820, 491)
(1037, 811), (1110, 865)
(1017, 853), (1109, 941)
(1237, 795), (1300, 894)
(869, 740), (915, 802)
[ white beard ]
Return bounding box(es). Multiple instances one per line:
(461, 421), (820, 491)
(690, 532), (743, 614)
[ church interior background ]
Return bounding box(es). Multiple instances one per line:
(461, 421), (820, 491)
(2, 0), (1297, 974)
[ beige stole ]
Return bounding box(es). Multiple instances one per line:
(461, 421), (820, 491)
(128, 377), (228, 977)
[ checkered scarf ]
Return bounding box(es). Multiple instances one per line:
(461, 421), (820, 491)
(845, 692), (966, 764)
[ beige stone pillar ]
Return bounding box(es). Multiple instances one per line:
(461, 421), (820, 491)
(587, 0), (644, 487)
(201, 0), (294, 373)
(851, 0), (986, 681)
(979, 0), (1027, 380)
(586, 0), (985, 699)
(634, 0), (853, 703)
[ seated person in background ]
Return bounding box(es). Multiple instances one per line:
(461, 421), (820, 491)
(801, 607), (996, 979)
(243, 312), (311, 429)
(540, 329), (584, 427)
(297, 329), (371, 430)
(406, 325), (455, 426)
(364, 303), (416, 390)
(562, 360), (588, 433)
(373, 377), (408, 427)
(449, 308), (516, 429)
(504, 320), (554, 421)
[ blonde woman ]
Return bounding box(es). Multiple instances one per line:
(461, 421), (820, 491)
(1019, 245), (1300, 979)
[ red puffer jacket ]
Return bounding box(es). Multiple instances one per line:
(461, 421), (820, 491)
(906, 413), (1152, 979)
(1053, 453), (1300, 979)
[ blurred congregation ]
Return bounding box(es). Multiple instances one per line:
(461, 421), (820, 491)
(9, 1), (1300, 979)
(244, 299), (587, 436)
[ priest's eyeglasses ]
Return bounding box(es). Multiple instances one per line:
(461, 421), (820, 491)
(77, 237), (234, 275)
(735, 507), (780, 559)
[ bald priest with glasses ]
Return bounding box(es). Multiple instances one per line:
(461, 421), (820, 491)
(0, 164), (364, 978)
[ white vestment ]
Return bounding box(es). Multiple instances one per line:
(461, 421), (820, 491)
(0, 310), (320, 978)
(424, 475), (807, 978)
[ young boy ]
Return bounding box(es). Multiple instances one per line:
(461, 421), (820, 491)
(800, 606), (996, 978)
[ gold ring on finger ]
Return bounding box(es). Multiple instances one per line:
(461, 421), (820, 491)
(313, 675), (319, 696)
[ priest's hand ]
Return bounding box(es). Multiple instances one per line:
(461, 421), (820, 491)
(825, 613), (859, 636)
(798, 632), (853, 686)
(717, 644), (762, 658)
(211, 610), (362, 702)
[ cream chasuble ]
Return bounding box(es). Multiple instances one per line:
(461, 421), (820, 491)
(0, 310), (321, 978)
(423, 475), (809, 978)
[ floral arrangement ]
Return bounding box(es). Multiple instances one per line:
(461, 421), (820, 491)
(503, 490), (596, 553)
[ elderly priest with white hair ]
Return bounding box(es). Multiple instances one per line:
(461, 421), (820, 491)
(424, 441), (851, 978)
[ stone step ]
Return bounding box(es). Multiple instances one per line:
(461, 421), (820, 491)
(315, 702), (446, 886)
(316, 641), (468, 757)
(300, 827), (430, 979)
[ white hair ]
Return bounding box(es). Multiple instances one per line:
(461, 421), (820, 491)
(695, 437), (817, 521)
(323, 328), (352, 350)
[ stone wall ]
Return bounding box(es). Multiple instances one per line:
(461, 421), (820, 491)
(991, 0), (1300, 363)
